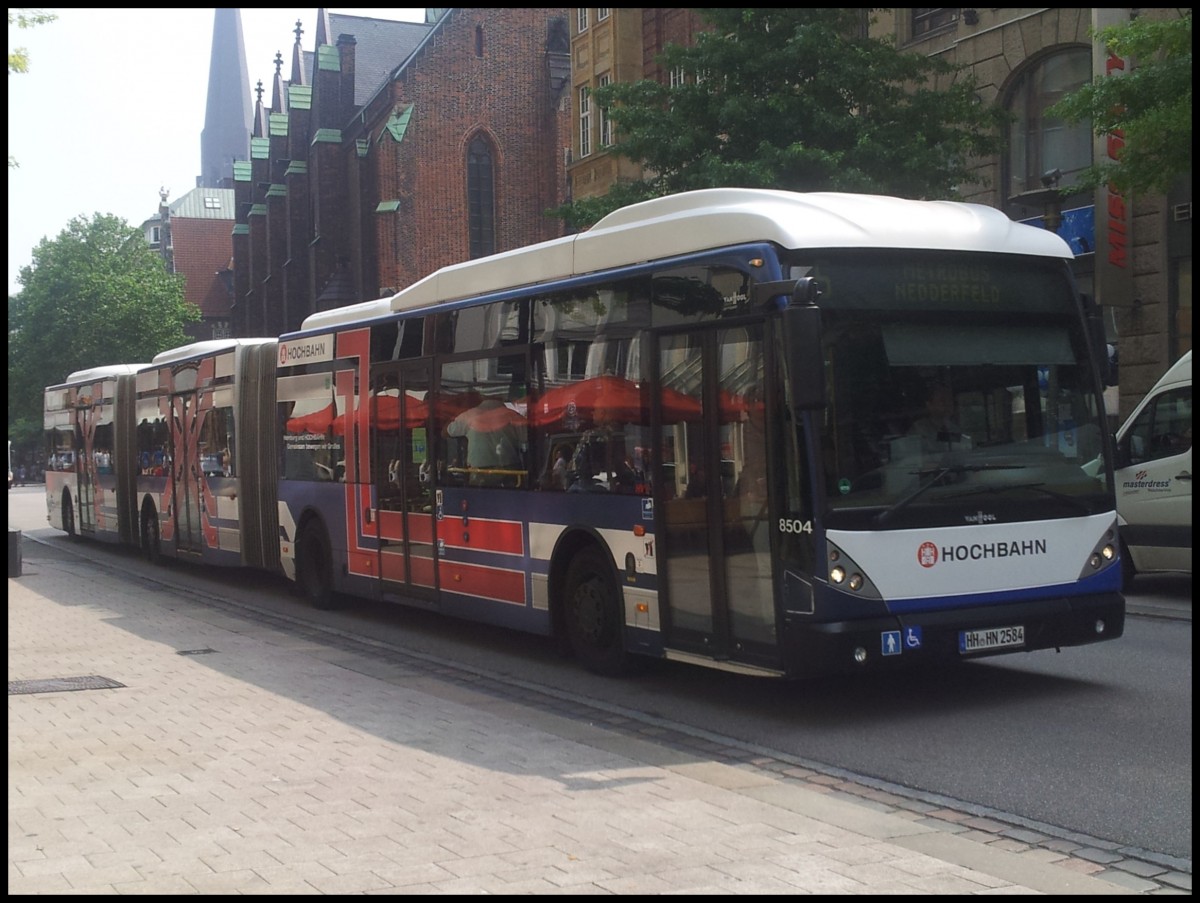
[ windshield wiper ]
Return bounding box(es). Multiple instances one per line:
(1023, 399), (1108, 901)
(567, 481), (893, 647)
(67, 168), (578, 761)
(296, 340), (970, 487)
(873, 462), (1025, 527)
(945, 481), (1093, 515)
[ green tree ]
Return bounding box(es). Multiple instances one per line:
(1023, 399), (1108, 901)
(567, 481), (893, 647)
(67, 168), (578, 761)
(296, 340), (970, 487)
(8, 213), (199, 442)
(1048, 13), (1191, 196)
(553, 9), (1005, 229)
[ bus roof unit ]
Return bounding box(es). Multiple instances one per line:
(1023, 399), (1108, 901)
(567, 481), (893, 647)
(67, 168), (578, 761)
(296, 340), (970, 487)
(299, 188), (1075, 334)
(150, 337), (277, 367)
(60, 363), (148, 385)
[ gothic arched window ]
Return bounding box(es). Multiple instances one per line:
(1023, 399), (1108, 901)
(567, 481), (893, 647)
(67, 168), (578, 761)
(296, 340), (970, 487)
(467, 135), (496, 259)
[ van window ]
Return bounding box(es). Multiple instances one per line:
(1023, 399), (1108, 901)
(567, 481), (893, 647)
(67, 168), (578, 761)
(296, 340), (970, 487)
(1123, 386), (1192, 465)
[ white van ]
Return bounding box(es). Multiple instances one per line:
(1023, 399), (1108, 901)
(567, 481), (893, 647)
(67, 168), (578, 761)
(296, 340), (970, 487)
(1110, 350), (1192, 585)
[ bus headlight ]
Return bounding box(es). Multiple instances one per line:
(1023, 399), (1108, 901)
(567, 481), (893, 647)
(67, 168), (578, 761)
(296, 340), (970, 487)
(1079, 524), (1120, 578)
(826, 542), (881, 598)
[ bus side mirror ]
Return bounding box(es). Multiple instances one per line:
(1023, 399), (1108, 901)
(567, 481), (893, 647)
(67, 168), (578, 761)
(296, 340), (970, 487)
(752, 277), (825, 410)
(783, 302), (825, 411)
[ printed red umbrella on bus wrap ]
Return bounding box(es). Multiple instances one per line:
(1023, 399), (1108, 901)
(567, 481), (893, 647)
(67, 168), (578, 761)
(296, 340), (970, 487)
(530, 375), (701, 426)
(372, 389), (429, 431)
(285, 397), (339, 434)
(372, 388), (488, 430)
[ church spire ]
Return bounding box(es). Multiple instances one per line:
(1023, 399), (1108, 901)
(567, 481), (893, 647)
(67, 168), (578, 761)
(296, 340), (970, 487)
(291, 19), (307, 86)
(199, 8), (253, 189)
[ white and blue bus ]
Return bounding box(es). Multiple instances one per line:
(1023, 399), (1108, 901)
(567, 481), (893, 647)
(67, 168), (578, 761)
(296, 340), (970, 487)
(48, 189), (1125, 677)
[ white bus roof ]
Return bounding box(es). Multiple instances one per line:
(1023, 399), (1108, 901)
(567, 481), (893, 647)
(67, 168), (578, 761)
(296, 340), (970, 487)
(300, 188), (1074, 332)
(150, 337), (276, 367)
(60, 363), (148, 385)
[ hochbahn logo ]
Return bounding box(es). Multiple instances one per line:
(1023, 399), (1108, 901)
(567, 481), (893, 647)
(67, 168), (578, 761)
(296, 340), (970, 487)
(277, 335), (334, 367)
(918, 538), (1048, 567)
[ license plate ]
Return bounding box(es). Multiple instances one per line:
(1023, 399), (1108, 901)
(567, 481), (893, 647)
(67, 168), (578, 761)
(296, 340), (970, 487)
(959, 624), (1025, 653)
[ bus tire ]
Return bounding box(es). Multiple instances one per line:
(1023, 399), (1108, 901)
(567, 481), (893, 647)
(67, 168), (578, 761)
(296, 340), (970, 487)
(61, 491), (77, 539)
(297, 520), (338, 610)
(563, 546), (634, 676)
(141, 503), (160, 564)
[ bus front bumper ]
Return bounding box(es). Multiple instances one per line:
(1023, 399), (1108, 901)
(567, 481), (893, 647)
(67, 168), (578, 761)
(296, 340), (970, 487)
(779, 592), (1125, 678)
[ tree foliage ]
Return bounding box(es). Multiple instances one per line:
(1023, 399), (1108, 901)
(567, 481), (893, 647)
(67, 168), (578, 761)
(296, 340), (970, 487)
(1048, 13), (1191, 196)
(552, 9), (1006, 229)
(8, 213), (199, 439)
(8, 8), (57, 168)
(7, 7), (56, 75)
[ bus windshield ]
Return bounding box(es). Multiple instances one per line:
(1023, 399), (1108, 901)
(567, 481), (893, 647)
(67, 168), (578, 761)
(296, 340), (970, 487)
(800, 251), (1110, 531)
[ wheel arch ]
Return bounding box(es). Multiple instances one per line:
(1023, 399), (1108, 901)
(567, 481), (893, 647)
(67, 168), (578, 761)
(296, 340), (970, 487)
(548, 525), (617, 640)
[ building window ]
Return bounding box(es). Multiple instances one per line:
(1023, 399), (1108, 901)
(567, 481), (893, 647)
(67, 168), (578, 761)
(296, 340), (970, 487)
(577, 8), (588, 33)
(1005, 48), (1092, 202)
(475, 24), (484, 57)
(579, 86), (592, 158)
(598, 74), (613, 147)
(669, 66), (686, 89)
(912, 8), (959, 37)
(148, 225), (161, 245)
(204, 196), (221, 209)
(597, 8), (609, 21)
(467, 135), (495, 259)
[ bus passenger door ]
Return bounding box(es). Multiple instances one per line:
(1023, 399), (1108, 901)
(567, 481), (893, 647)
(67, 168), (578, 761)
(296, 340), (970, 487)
(656, 325), (778, 667)
(75, 407), (97, 533)
(169, 392), (203, 553)
(372, 361), (438, 602)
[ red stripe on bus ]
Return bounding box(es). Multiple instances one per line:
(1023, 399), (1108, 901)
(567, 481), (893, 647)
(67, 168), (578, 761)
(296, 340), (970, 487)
(438, 560), (526, 604)
(438, 517), (524, 555)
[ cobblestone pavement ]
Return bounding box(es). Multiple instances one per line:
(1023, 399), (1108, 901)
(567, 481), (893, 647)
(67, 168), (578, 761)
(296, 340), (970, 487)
(8, 533), (1191, 894)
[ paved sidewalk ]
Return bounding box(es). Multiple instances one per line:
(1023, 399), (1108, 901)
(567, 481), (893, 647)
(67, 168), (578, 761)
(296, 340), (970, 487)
(7, 538), (1163, 894)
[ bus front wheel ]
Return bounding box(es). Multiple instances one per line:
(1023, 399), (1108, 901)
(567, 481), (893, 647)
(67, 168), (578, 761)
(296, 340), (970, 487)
(563, 546), (633, 676)
(296, 520), (338, 610)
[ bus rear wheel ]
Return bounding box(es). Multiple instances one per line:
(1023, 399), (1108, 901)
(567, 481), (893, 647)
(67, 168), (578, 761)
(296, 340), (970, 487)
(61, 491), (76, 538)
(563, 546), (633, 676)
(297, 520), (338, 610)
(142, 504), (160, 564)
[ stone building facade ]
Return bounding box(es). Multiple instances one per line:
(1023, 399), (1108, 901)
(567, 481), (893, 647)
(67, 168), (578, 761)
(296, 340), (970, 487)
(873, 7), (1190, 418)
(566, 8), (1191, 417)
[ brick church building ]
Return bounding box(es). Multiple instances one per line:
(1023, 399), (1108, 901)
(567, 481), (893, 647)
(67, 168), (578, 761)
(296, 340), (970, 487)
(232, 8), (572, 338)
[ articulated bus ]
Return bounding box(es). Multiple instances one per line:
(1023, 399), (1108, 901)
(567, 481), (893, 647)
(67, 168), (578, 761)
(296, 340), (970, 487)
(45, 364), (146, 542)
(45, 340), (280, 570)
(46, 189), (1125, 677)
